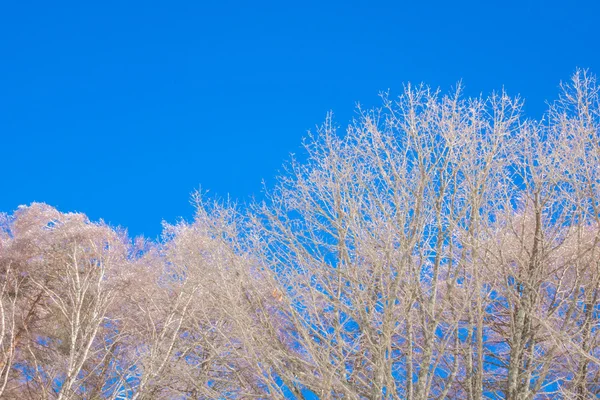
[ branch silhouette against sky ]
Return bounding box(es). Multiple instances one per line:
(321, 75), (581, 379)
(2, 1), (600, 399)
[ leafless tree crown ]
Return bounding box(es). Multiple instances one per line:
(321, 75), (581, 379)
(1, 71), (599, 399)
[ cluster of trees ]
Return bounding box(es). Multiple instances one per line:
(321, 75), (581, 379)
(1, 71), (599, 399)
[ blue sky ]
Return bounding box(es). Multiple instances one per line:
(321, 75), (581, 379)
(1, 0), (599, 239)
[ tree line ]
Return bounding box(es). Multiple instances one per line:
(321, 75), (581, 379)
(1, 71), (599, 399)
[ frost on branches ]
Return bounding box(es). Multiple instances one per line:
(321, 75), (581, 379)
(1, 71), (599, 399)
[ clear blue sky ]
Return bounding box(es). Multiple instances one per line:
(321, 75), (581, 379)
(1, 0), (598, 239)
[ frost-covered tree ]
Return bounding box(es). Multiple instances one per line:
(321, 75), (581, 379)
(0, 203), (130, 399)
(251, 70), (600, 399)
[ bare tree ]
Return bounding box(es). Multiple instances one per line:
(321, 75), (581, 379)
(251, 71), (600, 399)
(0, 204), (130, 399)
(119, 197), (285, 399)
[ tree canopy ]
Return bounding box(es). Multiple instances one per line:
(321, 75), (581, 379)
(1, 71), (599, 399)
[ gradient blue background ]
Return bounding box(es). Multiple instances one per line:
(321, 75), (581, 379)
(1, 0), (599, 238)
